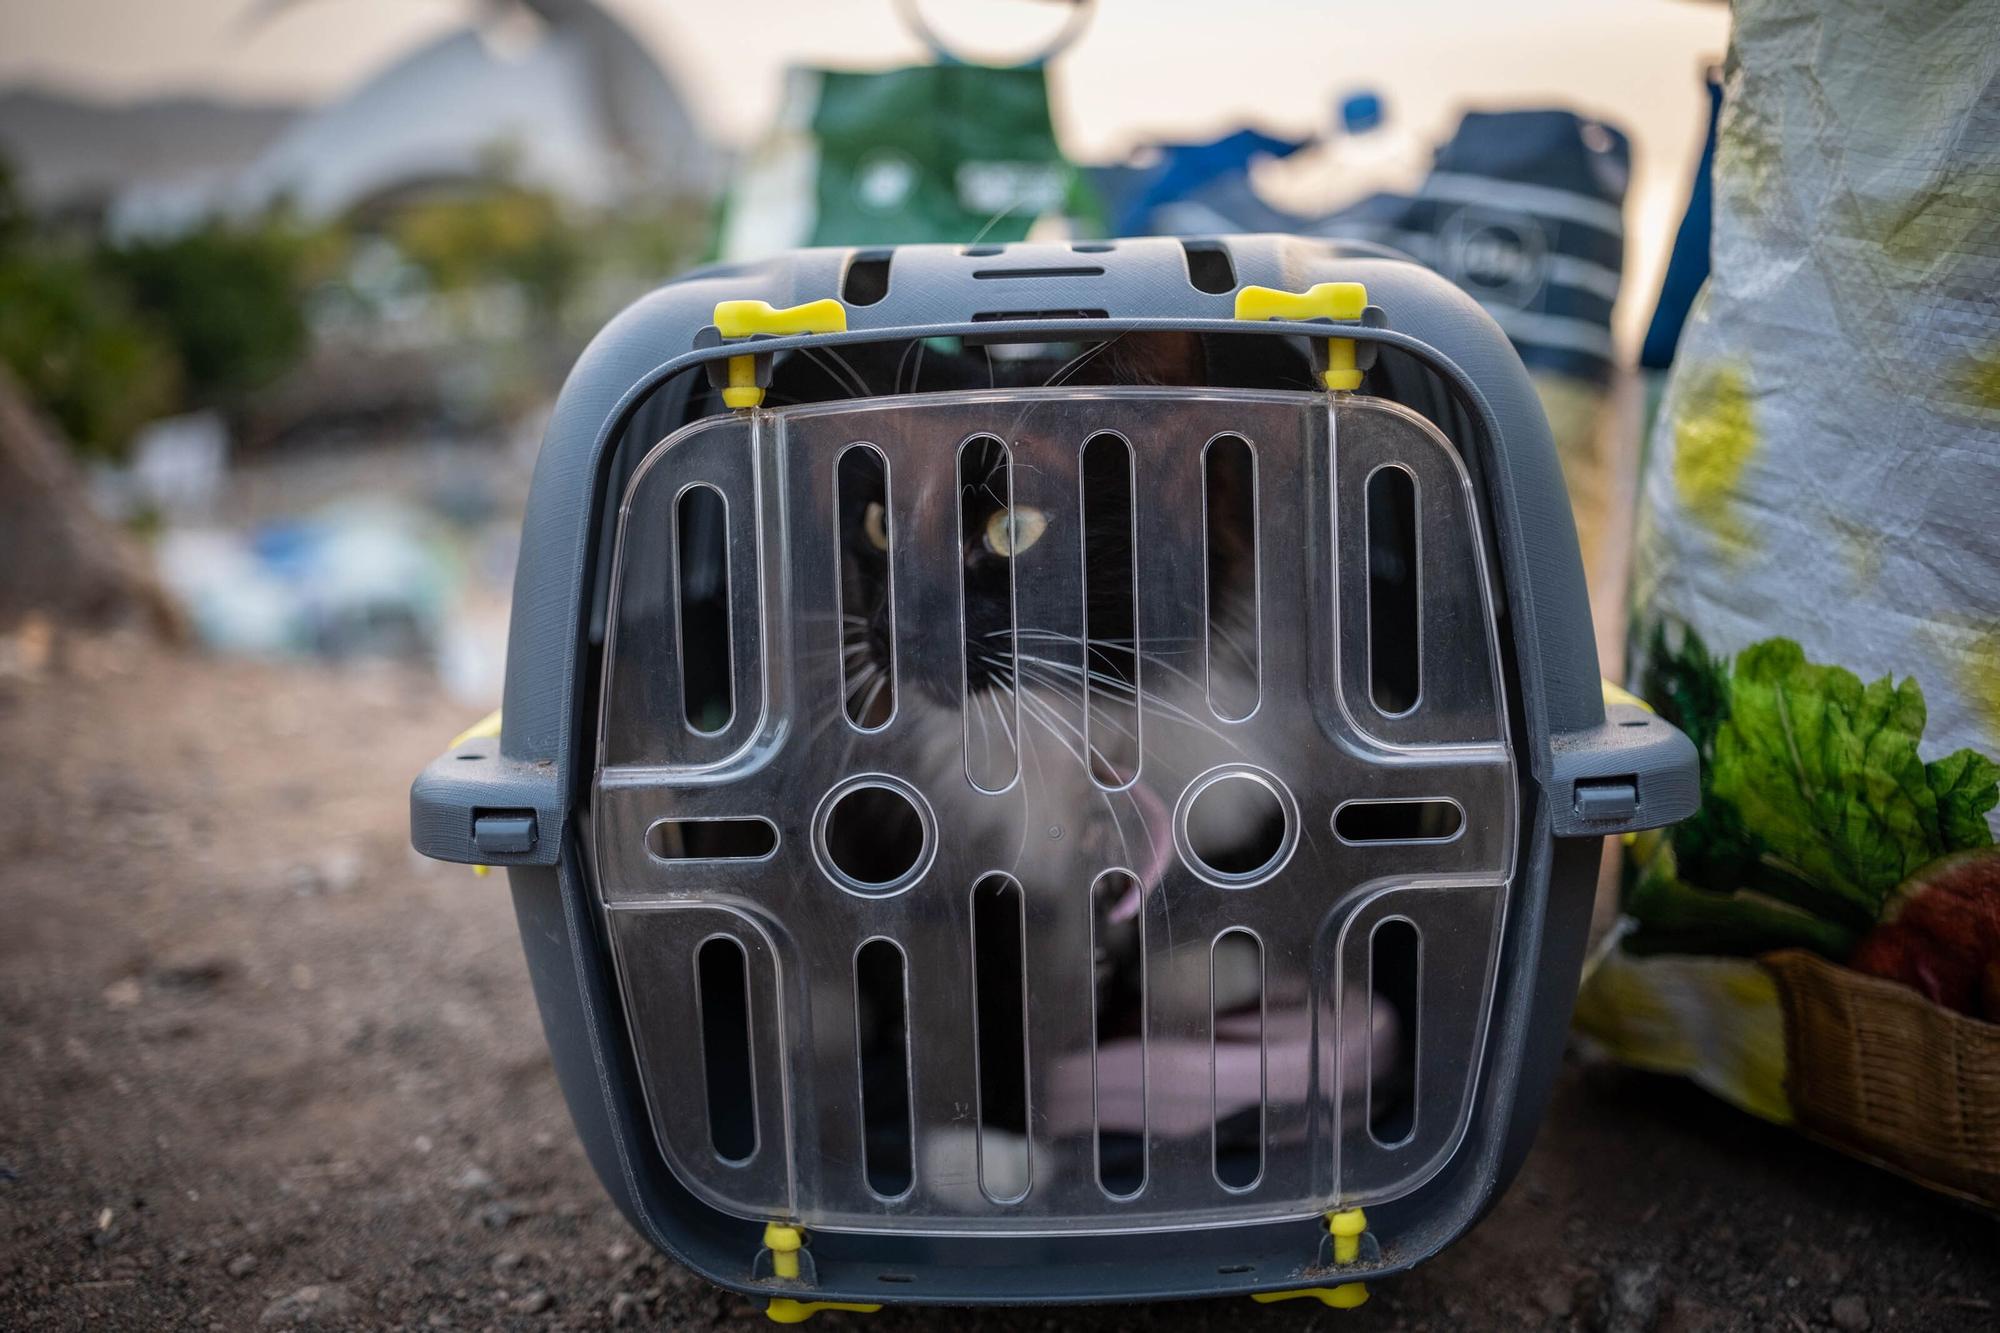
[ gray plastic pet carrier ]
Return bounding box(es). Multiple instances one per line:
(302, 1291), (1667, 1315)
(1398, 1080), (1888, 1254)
(411, 235), (1697, 1318)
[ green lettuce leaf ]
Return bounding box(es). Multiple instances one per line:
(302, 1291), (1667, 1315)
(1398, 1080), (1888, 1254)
(1710, 640), (1949, 917)
(1630, 626), (2000, 956)
(1928, 748), (2000, 851)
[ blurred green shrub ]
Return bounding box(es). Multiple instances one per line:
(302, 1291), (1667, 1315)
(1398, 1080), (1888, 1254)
(0, 161), (181, 457)
(390, 187), (586, 335)
(100, 216), (336, 409)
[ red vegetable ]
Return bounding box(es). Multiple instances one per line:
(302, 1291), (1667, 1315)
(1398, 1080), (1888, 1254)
(1850, 850), (2000, 1019)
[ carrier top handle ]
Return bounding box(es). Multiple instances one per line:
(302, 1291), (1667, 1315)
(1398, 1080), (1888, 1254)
(711, 298), (850, 409)
(1233, 281), (1369, 391)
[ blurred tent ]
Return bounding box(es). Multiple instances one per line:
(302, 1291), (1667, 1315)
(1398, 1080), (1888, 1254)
(112, 0), (722, 236)
(0, 88), (298, 221)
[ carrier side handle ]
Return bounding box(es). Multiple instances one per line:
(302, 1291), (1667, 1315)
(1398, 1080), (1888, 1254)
(1546, 682), (1700, 839)
(410, 709), (565, 869)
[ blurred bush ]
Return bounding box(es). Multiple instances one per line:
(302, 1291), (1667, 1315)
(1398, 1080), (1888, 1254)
(100, 216), (338, 410)
(391, 187), (584, 337)
(0, 160), (180, 458)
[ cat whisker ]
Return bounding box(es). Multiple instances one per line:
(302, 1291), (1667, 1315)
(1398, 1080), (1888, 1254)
(1015, 653), (1233, 743)
(858, 672), (891, 728)
(802, 347), (872, 399)
(1016, 690), (1142, 855)
(1011, 661), (1141, 750)
(1037, 334), (1130, 392)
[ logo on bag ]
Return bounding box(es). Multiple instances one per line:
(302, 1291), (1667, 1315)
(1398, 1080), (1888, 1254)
(856, 151), (919, 213)
(1438, 207), (1550, 306)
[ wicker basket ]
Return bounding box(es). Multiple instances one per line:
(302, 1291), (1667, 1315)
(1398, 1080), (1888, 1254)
(1764, 949), (2000, 1207)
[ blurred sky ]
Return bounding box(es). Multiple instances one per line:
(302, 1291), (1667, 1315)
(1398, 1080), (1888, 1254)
(0, 0), (1730, 338)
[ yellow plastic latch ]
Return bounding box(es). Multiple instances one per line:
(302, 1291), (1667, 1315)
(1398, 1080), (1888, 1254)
(1233, 282), (1369, 391)
(765, 1298), (882, 1324)
(450, 708), (503, 749)
(1250, 1283), (1369, 1310)
(714, 298), (849, 409)
(1601, 678), (1654, 714)
(1327, 1206), (1368, 1264)
(762, 1222), (805, 1280)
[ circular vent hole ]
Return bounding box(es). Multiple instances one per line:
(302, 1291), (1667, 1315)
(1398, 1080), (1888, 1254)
(823, 784), (926, 888)
(1184, 774), (1288, 879)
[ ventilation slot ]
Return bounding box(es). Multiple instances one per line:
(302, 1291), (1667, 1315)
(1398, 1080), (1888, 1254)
(1090, 871), (1145, 1198)
(1203, 435), (1260, 721)
(1366, 464), (1420, 715)
(972, 265), (1105, 280)
(695, 937), (756, 1163)
(675, 484), (733, 734)
(1334, 799), (1462, 843)
(1181, 240), (1236, 294)
(842, 251), (892, 306)
(960, 436), (1019, 792)
(970, 309), (1107, 323)
(646, 818), (777, 861)
(1081, 433), (1139, 788)
(1369, 920), (1420, 1146)
(1212, 930), (1264, 1190)
(836, 444), (895, 729)
(971, 876), (1030, 1202)
(855, 939), (914, 1197)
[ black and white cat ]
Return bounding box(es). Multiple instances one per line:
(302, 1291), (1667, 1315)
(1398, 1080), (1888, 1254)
(786, 332), (1401, 1188)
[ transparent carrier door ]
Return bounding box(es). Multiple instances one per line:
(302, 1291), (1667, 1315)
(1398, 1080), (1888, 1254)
(591, 387), (1515, 1236)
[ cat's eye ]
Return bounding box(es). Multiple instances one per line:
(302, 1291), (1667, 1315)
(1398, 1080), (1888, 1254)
(984, 506), (1048, 558)
(863, 501), (890, 552)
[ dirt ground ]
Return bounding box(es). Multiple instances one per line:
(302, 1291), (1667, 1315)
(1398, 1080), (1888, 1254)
(3, 637), (1998, 1332)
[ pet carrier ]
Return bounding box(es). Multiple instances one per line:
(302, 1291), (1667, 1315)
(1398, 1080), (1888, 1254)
(411, 235), (1697, 1317)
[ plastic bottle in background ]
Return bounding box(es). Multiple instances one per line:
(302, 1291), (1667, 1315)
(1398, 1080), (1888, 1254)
(1252, 89), (1428, 217)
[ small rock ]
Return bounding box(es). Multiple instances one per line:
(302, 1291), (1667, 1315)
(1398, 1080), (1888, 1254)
(102, 977), (142, 1009)
(317, 848), (364, 895)
(491, 1251), (525, 1276)
(510, 1289), (553, 1315)
(259, 1283), (357, 1326)
(475, 1200), (524, 1230)
(1590, 1261), (1663, 1333)
(1830, 1294), (1871, 1332)
(606, 1239), (634, 1265)
(226, 1252), (259, 1279)
(451, 1166), (495, 1195)
(609, 1292), (644, 1326)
